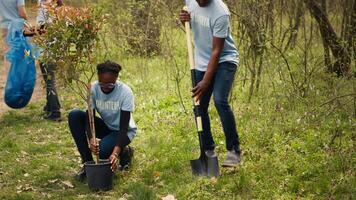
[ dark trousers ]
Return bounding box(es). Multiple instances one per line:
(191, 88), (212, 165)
(68, 109), (121, 163)
(195, 62), (241, 153)
(39, 62), (61, 115)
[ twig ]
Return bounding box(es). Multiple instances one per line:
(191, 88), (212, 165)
(319, 93), (356, 107)
(269, 42), (297, 91)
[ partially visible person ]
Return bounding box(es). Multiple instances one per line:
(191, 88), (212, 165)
(36, 0), (63, 26)
(0, 0), (27, 41)
(68, 60), (137, 182)
(36, 0), (63, 121)
(0, 0), (28, 86)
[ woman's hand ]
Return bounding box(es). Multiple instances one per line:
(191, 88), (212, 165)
(109, 153), (118, 171)
(89, 138), (99, 155)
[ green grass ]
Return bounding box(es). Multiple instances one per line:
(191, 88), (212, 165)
(0, 33), (355, 199)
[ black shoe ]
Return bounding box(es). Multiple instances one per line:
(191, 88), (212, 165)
(43, 104), (49, 112)
(43, 112), (62, 122)
(43, 105), (50, 116)
(119, 146), (134, 171)
(74, 167), (86, 182)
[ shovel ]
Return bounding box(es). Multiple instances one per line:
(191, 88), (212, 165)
(183, 7), (219, 177)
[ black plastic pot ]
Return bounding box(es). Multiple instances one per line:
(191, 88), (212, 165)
(84, 159), (113, 191)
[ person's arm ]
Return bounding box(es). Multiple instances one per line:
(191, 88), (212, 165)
(192, 37), (225, 100)
(57, 0), (63, 7)
(18, 6), (28, 21)
(109, 87), (134, 171)
(109, 110), (131, 171)
(111, 110), (131, 155)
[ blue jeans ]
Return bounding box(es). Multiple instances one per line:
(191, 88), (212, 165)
(68, 109), (119, 163)
(194, 62), (241, 153)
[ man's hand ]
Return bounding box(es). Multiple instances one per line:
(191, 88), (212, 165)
(109, 153), (118, 172)
(89, 138), (99, 155)
(180, 9), (191, 24)
(192, 79), (211, 101)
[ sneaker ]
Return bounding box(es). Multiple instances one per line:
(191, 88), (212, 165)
(222, 150), (241, 167)
(205, 149), (217, 157)
(119, 146), (134, 171)
(74, 166), (86, 182)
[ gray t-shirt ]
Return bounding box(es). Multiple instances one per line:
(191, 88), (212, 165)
(0, 0), (25, 29)
(91, 81), (137, 141)
(186, 0), (239, 71)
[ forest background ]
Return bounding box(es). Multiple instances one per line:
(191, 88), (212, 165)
(0, 0), (355, 199)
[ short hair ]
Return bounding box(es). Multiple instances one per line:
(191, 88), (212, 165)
(96, 60), (122, 76)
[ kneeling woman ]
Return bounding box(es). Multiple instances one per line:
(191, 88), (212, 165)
(68, 60), (137, 182)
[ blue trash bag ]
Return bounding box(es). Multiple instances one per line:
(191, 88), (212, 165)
(4, 19), (36, 109)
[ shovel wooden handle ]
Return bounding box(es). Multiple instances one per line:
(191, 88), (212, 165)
(184, 7), (194, 71)
(184, 6), (203, 133)
(88, 85), (99, 164)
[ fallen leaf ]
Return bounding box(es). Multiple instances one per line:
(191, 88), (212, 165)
(157, 181), (165, 187)
(210, 177), (217, 185)
(41, 192), (52, 198)
(48, 179), (59, 184)
(162, 194), (176, 200)
(119, 193), (131, 200)
(18, 184), (34, 192)
(153, 171), (161, 178)
(21, 151), (29, 156)
(61, 180), (74, 189)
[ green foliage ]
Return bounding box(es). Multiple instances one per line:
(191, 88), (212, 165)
(33, 4), (105, 100)
(99, 0), (161, 56)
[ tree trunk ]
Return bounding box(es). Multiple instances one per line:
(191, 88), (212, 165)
(319, 0), (332, 70)
(350, 0), (356, 61)
(285, 1), (304, 51)
(304, 0), (351, 76)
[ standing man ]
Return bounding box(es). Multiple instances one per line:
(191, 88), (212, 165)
(180, 0), (241, 167)
(36, 0), (63, 121)
(0, 0), (28, 86)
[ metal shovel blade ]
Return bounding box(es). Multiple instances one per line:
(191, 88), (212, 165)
(190, 155), (219, 177)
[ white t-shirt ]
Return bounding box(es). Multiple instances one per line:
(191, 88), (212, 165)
(0, 0), (25, 29)
(186, 0), (239, 71)
(36, 0), (49, 25)
(91, 81), (137, 141)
